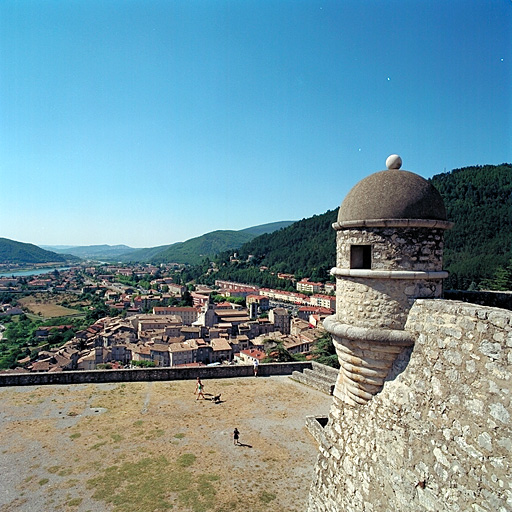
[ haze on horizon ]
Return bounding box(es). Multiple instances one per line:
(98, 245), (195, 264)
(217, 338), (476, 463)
(1, 0), (510, 248)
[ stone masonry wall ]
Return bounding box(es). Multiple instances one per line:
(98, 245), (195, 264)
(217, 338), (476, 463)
(308, 299), (511, 511)
(336, 277), (442, 330)
(336, 227), (445, 271)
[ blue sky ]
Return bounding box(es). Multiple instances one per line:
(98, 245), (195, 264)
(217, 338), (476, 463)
(1, 0), (510, 248)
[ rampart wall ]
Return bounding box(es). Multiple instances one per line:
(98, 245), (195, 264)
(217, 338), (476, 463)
(0, 361), (312, 387)
(308, 299), (511, 511)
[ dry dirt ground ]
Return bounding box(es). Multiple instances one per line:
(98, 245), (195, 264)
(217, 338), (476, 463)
(18, 294), (83, 319)
(0, 376), (332, 512)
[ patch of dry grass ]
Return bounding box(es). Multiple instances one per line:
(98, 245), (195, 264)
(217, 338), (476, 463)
(18, 293), (83, 318)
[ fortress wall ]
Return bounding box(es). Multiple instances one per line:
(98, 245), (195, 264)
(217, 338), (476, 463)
(308, 299), (511, 512)
(0, 361), (312, 387)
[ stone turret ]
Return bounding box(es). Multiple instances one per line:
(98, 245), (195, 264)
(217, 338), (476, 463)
(324, 155), (453, 405)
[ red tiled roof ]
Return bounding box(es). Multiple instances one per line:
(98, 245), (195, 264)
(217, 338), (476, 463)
(240, 348), (266, 360)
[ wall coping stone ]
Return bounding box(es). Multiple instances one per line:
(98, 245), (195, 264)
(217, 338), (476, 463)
(331, 268), (449, 280)
(332, 218), (454, 230)
(0, 361), (312, 387)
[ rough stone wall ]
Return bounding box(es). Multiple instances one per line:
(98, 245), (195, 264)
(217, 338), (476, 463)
(308, 299), (511, 511)
(336, 227), (445, 271)
(336, 278), (442, 330)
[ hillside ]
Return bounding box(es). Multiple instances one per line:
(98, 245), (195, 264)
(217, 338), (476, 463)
(0, 238), (74, 264)
(231, 211), (336, 280)
(116, 244), (172, 263)
(239, 221), (295, 237)
(430, 163), (512, 289)
(185, 211), (337, 289)
(119, 231), (258, 266)
(150, 230), (256, 265)
(117, 221), (295, 265)
(188, 164), (511, 291)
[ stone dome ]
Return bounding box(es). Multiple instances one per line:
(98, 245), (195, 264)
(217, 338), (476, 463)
(338, 168), (447, 223)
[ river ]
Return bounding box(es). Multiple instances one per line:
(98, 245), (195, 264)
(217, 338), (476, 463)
(0, 266), (72, 278)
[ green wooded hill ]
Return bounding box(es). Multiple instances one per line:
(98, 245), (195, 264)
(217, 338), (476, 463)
(183, 211), (337, 289)
(239, 221), (296, 237)
(0, 238), (75, 264)
(430, 163), (511, 290)
(149, 230), (256, 265)
(188, 163), (511, 291)
(117, 221), (295, 265)
(217, 211), (336, 280)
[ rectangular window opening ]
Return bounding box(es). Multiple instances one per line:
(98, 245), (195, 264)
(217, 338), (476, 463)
(350, 245), (372, 269)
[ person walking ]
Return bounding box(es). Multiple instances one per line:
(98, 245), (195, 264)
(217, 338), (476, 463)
(253, 358), (259, 376)
(233, 428), (240, 445)
(195, 377), (205, 400)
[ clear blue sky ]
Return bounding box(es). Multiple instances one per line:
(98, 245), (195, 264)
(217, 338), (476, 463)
(1, 0), (510, 248)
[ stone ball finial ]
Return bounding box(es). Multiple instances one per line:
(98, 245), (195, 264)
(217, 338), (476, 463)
(386, 154), (402, 170)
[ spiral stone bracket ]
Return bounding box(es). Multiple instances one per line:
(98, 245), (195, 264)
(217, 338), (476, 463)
(323, 315), (415, 406)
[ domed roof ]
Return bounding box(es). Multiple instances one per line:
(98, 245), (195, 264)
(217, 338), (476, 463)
(338, 157), (447, 223)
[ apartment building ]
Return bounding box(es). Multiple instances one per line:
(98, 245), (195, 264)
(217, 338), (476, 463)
(310, 294), (336, 310)
(152, 306), (200, 325)
(246, 295), (270, 311)
(296, 278), (323, 293)
(168, 342), (195, 366)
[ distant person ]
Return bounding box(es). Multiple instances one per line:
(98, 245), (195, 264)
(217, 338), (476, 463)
(253, 359), (259, 376)
(233, 428), (240, 445)
(195, 377), (205, 400)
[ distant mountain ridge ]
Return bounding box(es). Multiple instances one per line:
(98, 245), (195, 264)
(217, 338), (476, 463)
(33, 221), (294, 265)
(10, 162), (510, 293)
(43, 244), (137, 260)
(189, 211), (337, 287)
(0, 238), (77, 265)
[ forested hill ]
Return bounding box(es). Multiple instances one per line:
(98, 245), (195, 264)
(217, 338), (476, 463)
(0, 238), (74, 264)
(430, 163), (511, 290)
(183, 210), (337, 289)
(186, 163), (511, 291)
(117, 221), (295, 265)
(222, 211), (337, 281)
(149, 230), (257, 265)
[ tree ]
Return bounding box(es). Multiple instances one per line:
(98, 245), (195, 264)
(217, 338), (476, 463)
(131, 360), (156, 368)
(263, 342), (296, 363)
(179, 290), (193, 307)
(311, 332), (339, 369)
(479, 260), (512, 291)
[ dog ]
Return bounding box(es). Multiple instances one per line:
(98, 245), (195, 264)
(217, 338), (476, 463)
(212, 393), (221, 403)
